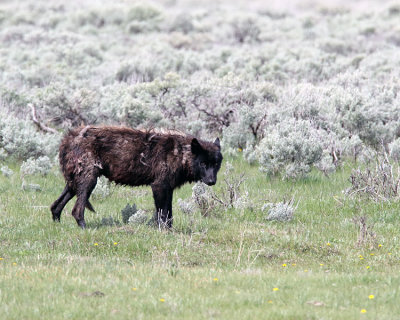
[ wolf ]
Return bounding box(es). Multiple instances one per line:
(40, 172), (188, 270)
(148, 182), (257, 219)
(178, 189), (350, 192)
(50, 126), (223, 228)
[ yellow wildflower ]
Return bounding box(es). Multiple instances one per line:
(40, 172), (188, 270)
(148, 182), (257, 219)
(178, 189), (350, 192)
(159, 298), (165, 302)
(273, 288), (279, 291)
(368, 295), (374, 300)
(360, 309), (367, 314)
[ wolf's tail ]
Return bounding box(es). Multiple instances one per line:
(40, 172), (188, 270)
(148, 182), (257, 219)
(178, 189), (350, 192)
(86, 200), (95, 212)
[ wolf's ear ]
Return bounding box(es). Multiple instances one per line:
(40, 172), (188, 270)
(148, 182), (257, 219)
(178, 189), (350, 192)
(214, 137), (220, 149)
(191, 138), (203, 155)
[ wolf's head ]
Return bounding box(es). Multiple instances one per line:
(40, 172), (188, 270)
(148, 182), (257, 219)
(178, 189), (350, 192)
(191, 137), (223, 186)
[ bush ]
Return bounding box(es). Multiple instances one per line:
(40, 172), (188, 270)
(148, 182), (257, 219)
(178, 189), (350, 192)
(231, 17), (261, 43)
(127, 5), (161, 22)
(30, 84), (99, 129)
(167, 14), (195, 34)
(121, 203), (138, 224)
(21, 181), (42, 192)
(99, 83), (148, 127)
(257, 119), (324, 179)
(262, 198), (297, 221)
(211, 161), (248, 210)
(1, 165), (13, 177)
(191, 182), (215, 216)
(346, 152), (400, 202)
(222, 103), (268, 150)
(126, 5), (163, 33)
(1, 0), (400, 179)
(20, 156), (52, 177)
(0, 114), (60, 160)
(177, 198), (196, 215)
(92, 176), (112, 199)
(128, 210), (148, 225)
(100, 216), (119, 227)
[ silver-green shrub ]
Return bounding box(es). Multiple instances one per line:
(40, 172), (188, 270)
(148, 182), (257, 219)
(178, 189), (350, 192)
(1, 0), (400, 179)
(1, 165), (13, 177)
(21, 181), (42, 192)
(177, 198), (196, 215)
(30, 84), (99, 129)
(126, 4), (163, 34)
(262, 199), (297, 221)
(257, 119), (324, 179)
(0, 149), (6, 161)
(347, 154), (400, 202)
(92, 176), (112, 199)
(20, 156), (52, 176)
(315, 152), (337, 176)
(0, 115), (60, 160)
(231, 17), (261, 43)
(128, 210), (148, 225)
(121, 204), (138, 224)
(191, 182), (215, 216)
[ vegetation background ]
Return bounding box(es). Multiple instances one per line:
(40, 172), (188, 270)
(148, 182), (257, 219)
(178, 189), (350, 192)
(1, 0), (400, 319)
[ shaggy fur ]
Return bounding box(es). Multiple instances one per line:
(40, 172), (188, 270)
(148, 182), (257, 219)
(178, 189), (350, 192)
(50, 125), (223, 228)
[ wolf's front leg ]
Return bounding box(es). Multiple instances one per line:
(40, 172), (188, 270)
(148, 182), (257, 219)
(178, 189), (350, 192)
(151, 183), (173, 228)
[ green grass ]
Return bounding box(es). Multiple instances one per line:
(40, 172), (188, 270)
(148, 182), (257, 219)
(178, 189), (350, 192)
(1, 157), (399, 319)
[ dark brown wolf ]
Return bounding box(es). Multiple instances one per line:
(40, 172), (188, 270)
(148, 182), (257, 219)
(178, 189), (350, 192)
(50, 126), (223, 228)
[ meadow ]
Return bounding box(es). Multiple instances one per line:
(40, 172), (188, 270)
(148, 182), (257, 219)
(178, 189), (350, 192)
(1, 0), (400, 319)
(1, 157), (400, 320)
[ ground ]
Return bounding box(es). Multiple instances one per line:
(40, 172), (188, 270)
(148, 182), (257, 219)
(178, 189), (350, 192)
(1, 157), (399, 319)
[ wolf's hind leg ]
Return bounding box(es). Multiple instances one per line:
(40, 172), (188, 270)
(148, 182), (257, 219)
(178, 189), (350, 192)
(51, 184), (75, 222)
(71, 171), (99, 228)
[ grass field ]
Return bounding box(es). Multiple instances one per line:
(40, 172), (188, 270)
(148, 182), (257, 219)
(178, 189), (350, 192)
(1, 157), (399, 319)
